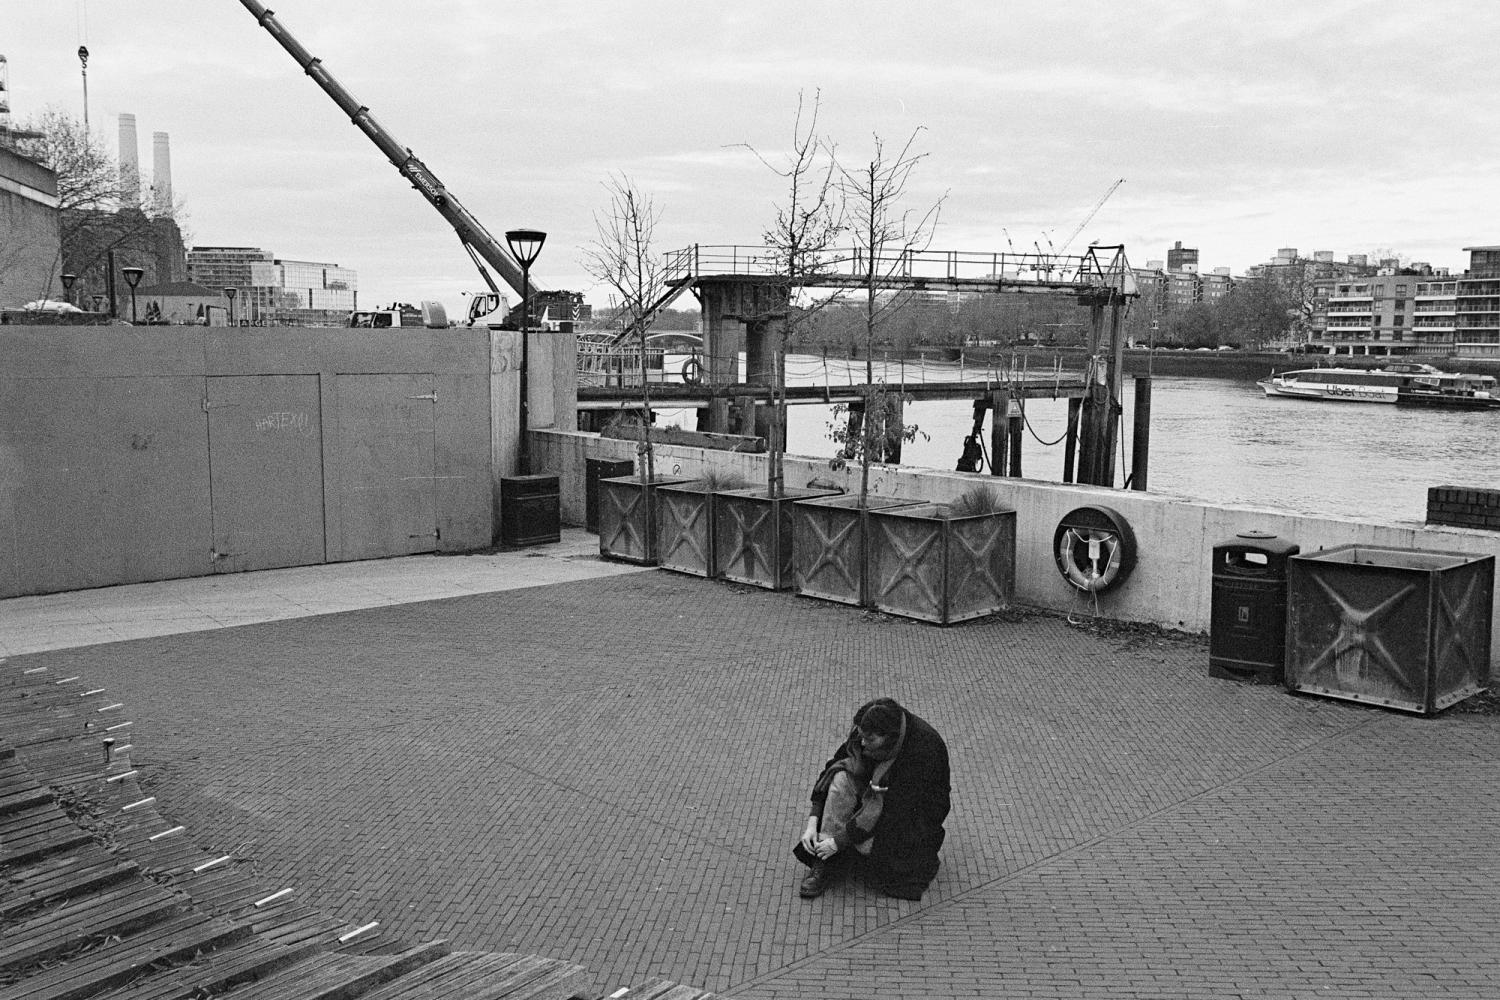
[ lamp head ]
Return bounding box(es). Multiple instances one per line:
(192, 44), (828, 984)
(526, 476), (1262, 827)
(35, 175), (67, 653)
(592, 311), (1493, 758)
(60, 273), (77, 290)
(122, 266), (144, 289)
(504, 228), (547, 268)
(224, 286), (237, 302)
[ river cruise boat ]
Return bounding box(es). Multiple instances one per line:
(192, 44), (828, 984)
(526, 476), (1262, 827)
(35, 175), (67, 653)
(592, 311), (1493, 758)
(1258, 363), (1500, 408)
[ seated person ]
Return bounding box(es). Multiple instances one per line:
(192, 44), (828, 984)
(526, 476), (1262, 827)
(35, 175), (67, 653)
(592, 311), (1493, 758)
(794, 697), (950, 901)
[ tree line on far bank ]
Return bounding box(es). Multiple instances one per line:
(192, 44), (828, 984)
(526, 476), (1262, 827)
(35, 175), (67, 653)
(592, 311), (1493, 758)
(637, 271), (1302, 353)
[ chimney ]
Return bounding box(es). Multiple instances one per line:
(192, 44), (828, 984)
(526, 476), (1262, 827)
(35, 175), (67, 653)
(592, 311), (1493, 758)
(118, 113), (140, 205)
(152, 131), (173, 216)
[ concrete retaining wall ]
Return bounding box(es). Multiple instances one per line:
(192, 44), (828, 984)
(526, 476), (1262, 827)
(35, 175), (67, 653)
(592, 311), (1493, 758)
(533, 428), (1500, 664)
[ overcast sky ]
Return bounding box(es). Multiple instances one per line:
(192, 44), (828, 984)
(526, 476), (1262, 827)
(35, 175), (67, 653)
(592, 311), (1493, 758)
(8, 1), (1500, 312)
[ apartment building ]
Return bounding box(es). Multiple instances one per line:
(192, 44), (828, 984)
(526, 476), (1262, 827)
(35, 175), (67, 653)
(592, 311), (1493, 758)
(1319, 262), (1454, 356)
(1455, 246), (1500, 358)
(187, 246), (357, 326)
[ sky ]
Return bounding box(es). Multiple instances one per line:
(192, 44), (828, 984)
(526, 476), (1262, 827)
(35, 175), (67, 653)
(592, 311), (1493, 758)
(7, 1), (1500, 314)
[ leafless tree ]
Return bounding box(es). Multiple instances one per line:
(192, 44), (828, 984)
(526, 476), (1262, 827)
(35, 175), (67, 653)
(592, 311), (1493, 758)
(740, 90), (845, 497)
(581, 174), (665, 484)
(834, 128), (946, 503)
(13, 109), (185, 303)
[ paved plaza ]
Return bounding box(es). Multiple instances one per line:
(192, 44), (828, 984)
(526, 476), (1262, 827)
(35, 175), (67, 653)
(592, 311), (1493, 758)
(4, 531), (1499, 999)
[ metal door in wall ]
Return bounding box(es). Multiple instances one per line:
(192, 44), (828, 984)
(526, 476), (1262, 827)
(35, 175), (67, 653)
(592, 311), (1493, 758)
(334, 373), (438, 560)
(205, 375), (326, 574)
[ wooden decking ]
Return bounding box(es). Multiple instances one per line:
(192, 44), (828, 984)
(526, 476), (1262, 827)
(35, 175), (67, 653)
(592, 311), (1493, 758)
(0, 664), (718, 1000)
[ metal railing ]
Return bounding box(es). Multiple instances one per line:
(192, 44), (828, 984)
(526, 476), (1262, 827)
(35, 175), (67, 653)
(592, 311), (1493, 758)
(663, 243), (1136, 295)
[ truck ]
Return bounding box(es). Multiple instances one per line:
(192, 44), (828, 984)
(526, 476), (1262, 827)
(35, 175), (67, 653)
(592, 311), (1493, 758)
(347, 301), (456, 329)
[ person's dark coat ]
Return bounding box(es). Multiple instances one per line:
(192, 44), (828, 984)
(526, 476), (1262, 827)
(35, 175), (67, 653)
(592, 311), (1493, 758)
(795, 709), (950, 900)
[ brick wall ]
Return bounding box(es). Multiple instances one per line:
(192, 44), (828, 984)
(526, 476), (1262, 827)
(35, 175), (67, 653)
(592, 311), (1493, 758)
(0, 147), (62, 308)
(1426, 486), (1500, 531)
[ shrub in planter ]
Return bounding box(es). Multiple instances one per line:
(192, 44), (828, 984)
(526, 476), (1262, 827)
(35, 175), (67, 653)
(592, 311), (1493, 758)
(867, 487), (1016, 625)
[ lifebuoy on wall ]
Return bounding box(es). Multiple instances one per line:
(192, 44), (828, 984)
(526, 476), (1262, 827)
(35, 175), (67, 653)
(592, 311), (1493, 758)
(1053, 505), (1136, 593)
(681, 356), (703, 385)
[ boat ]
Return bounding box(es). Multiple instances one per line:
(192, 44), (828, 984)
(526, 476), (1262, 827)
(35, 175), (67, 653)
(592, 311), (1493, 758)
(1258, 362), (1500, 408)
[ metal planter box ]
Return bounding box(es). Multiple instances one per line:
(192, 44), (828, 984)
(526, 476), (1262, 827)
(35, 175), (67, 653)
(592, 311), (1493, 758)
(597, 474), (691, 565)
(791, 493), (924, 606)
(656, 480), (746, 578)
(1286, 544), (1493, 715)
(714, 487), (842, 590)
(868, 503), (1016, 625)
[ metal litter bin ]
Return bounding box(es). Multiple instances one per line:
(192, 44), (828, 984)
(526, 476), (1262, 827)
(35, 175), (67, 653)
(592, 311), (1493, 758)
(499, 474), (560, 547)
(1210, 531), (1299, 684)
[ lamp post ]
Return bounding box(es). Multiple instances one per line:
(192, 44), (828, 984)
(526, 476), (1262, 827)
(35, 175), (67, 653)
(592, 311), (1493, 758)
(60, 273), (77, 308)
(224, 287), (237, 327)
(504, 228), (546, 474)
(122, 267), (144, 324)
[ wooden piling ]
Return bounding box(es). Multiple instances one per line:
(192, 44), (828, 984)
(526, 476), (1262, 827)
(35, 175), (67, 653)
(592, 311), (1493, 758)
(1131, 375), (1152, 490)
(1008, 410), (1024, 479)
(990, 390), (1009, 476)
(1063, 397), (1081, 484)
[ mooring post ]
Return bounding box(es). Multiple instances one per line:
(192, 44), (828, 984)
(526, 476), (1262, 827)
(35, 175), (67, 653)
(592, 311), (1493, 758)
(1007, 407), (1024, 479)
(1131, 375), (1152, 491)
(1063, 397), (1081, 483)
(990, 389), (1009, 476)
(884, 393), (904, 464)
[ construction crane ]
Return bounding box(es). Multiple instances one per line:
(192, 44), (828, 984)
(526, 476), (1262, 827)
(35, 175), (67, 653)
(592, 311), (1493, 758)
(1056, 178), (1124, 256)
(237, 0), (527, 324)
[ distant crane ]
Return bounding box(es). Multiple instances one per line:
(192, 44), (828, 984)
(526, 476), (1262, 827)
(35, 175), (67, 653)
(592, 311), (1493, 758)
(1056, 178), (1124, 256)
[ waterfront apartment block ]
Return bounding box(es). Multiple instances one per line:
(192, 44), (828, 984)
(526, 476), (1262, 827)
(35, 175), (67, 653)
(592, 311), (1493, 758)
(1456, 245), (1500, 358)
(187, 246), (358, 326)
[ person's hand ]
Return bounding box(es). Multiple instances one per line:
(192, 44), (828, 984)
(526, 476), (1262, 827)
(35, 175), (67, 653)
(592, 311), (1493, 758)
(813, 834), (839, 860)
(799, 816), (820, 852)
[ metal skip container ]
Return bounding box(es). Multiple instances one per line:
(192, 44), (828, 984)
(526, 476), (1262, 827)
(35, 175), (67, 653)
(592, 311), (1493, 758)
(1286, 544), (1494, 715)
(1209, 531), (1300, 684)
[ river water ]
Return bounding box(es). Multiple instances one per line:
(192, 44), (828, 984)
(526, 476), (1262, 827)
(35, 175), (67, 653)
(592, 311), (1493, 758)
(657, 355), (1500, 525)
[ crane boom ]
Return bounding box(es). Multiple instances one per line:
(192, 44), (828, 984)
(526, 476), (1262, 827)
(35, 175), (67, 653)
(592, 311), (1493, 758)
(237, 1), (528, 299)
(1057, 178), (1124, 256)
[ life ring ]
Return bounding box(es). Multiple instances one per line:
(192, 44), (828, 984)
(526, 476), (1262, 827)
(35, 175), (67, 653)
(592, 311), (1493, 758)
(681, 356), (703, 385)
(1053, 505), (1136, 593)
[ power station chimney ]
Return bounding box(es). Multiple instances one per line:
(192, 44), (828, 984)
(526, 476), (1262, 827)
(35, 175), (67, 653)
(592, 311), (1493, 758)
(151, 131), (173, 216)
(118, 113), (140, 206)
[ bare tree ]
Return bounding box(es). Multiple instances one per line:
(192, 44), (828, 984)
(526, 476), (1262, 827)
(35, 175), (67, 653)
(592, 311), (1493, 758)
(14, 109), (185, 304)
(581, 174), (666, 485)
(834, 128), (946, 504)
(740, 90), (845, 497)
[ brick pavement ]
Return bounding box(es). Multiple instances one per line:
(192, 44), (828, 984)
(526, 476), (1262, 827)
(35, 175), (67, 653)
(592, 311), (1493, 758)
(9, 569), (1500, 998)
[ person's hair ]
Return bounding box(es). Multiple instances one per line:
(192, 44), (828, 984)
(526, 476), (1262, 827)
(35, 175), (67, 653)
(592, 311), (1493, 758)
(853, 697), (904, 737)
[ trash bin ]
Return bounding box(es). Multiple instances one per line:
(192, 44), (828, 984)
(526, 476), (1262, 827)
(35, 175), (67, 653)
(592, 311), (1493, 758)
(1209, 531), (1300, 684)
(1286, 544), (1493, 715)
(585, 458), (635, 533)
(499, 474), (560, 547)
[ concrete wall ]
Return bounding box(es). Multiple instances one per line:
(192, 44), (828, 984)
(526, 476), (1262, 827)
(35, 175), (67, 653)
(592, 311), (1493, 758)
(0, 148), (62, 308)
(1, 325), (505, 597)
(532, 428), (1500, 664)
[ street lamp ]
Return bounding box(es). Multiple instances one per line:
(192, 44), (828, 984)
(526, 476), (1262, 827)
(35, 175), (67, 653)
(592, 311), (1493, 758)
(224, 286), (237, 326)
(121, 267), (144, 324)
(60, 273), (77, 308)
(505, 227), (546, 474)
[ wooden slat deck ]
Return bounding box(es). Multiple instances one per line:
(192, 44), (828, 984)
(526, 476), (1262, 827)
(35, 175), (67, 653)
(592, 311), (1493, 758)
(0, 801), (94, 865)
(3, 658), (720, 1000)
(358, 952), (587, 1000)
(0, 911), (254, 1000)
(613, 980), (723, 1000)
(197, 941), (449, 1000)
(0, 881), (187, 971)
(0, 849), (140, 921)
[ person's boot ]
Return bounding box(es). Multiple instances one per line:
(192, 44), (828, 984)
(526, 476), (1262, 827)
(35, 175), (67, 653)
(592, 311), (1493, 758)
(799, 860), (829, 898)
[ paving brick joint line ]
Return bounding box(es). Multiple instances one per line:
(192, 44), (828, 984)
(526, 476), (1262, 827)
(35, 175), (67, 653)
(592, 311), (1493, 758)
(724, 711), (1391, 997)
(6, 565), (1500, 1000)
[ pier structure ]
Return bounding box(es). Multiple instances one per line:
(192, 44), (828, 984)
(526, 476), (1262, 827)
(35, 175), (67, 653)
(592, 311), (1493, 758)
(582, 243), (1140, 485)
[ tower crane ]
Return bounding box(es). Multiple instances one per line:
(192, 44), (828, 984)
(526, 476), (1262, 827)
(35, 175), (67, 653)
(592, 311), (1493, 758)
(1056, 178), (1124, 256)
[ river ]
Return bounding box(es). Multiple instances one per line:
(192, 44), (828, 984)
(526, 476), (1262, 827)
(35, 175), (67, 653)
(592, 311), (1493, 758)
(656, 355), (1500, 525)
